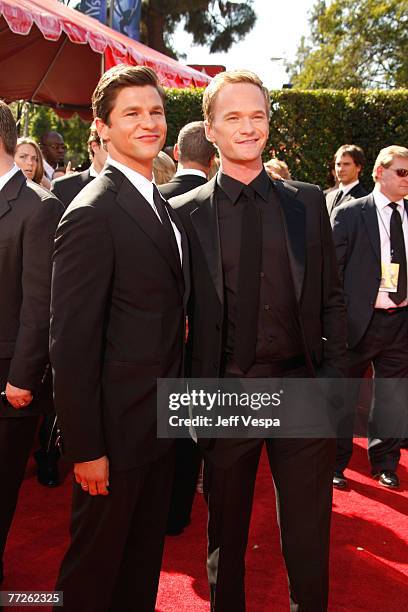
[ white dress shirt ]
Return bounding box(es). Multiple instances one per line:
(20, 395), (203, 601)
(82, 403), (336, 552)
(374, 187), (408, 309)
(106, 156), (182, 264)
(43, 159), (55, 181)
(0, 163), (20, 191)
(339, 179), (360, 195)
(175, 168), (207, 179)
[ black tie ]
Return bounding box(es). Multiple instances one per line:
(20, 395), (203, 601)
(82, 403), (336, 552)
(233, 185), (262, 373)
(332, 189), (343, 209)
(388, 202), (407, 304)
(152, 185), (181, 266)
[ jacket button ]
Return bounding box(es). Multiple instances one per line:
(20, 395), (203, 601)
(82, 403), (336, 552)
(215, 323), (221, 331)
(264, 304), (270, 310)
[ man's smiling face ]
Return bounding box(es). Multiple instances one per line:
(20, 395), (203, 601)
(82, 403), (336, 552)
(205, 82), (269, 168)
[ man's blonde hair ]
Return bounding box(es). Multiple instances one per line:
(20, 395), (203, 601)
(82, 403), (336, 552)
(202, 70), (271, 124)
(372, 145), (408, 181)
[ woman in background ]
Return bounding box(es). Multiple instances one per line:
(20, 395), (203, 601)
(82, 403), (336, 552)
(14, 137), (51, 189)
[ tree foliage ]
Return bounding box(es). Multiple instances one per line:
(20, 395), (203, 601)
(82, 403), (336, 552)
(287, 0), (408, 89)
(141, 0), (256, 57)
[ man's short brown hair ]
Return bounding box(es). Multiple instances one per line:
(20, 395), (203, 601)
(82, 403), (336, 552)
(177, 121), (216, 167)
(334, 144), (365, 173)
(0, 100), (17, 156)
(92, 64), (166, 125)
(202, 70), (271, 124)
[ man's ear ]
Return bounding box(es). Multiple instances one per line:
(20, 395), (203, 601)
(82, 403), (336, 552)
(94, 117), (109, 145)
(173, 143), (179, 162)
(204, 120), (215, 144)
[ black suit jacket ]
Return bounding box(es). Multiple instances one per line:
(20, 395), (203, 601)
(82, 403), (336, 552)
(159, 173), (207, 199)
(50, 165), (189, 470)
(51, 169), (94, 207)
(326, 182), (368, 216)
(0, 171), (64, 417)
(331, 193), (408, 348)
(171, 176), (347, 380)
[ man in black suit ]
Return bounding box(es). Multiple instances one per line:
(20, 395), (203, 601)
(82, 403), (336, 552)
(159, 120), (215, 200)
(331, 145), (408, 489)
(0, 100), (63, 583)
(171, 70), (346, 612)
(50, 65), (188, 612)
(326, 144), (368, 215)
(159, 121), (216, 536)
(40, 131), (66, 181)
(51, 123), (107, 207)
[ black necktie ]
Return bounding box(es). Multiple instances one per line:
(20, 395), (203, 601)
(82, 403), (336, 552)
(332, 189), (343, 209)
(388, 202), (407, 304)
(233, 185), (262, 373)
(152, 185), (181, 266)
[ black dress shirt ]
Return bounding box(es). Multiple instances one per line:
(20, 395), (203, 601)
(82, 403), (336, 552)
(216, 170), (303, 369)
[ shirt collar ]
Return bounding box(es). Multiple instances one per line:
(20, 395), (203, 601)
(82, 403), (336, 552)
(339, 179), (359, 195)
(373, 186), (405, 211)
(0, 163), (20, 191)
(175, 168), (207, 179)
(107, 155), (154, 205)
(43, 158), (55, 180)
(217, 168), (270, 205)
(89, 164), (98, 178)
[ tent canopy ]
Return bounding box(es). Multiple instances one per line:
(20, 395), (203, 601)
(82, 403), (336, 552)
(0, 0), (211, 119)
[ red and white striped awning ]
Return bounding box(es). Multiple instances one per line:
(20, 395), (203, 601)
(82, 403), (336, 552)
(0, 0), (211, 118)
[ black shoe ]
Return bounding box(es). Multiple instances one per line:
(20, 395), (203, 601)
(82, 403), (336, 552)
(34, 450), (60, 487)
(333, 471), (347, 489)
(373, 470), (399, 488)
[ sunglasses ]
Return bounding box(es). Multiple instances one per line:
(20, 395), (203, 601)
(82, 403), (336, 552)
(388, 167), (408, 178)
(44, 143), (66, 150)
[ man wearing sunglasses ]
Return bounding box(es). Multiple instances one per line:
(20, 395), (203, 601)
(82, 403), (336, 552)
(331, 145), (408, 489)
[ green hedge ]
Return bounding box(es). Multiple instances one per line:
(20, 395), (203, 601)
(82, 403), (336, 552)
(22, 88), (408, 190)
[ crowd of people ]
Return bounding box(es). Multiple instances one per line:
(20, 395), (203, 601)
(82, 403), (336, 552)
(0, 63), (407, 612)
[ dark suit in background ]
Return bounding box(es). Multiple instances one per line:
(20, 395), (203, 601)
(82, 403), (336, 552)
(51, 168), (94, 208)
(0, 170), (63, 579)
(172, 172), (347, 612)
(331, 193), (408, 476)
(159, 172), (207, 199)
(326, 182), (368, 216)
(50, 165), (188, 611)
(159, 171), (207, 535)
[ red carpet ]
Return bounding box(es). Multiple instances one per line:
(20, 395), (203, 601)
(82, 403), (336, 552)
(3, 439), (408, 611)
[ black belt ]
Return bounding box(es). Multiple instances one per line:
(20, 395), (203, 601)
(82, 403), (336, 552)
(375, 306), (408, 315)
(225, 354), (306, 377)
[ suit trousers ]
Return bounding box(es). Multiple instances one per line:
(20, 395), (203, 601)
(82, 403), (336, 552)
(54, 447), (175, 612)
(335, 309), (408, 473)
(0, 416), (39, 562)
(205, 437), (335, 612)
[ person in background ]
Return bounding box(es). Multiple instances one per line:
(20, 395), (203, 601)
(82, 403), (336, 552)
(52, 123), (107, 207)
(14, 137), (51, 189)
(153, 150), (176, 184)
(326, 144), (368, 215)
(40, 131), (66, 181)
(264, 157), (292, 180)
(0, 100), (64, 583)
(331, 145), (408, 490)
(159, 121), (216, 200)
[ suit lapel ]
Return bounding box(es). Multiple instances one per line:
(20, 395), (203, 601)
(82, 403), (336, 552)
(190, 177), (224, 305)
(0, 170), (25, 220)
(361, 193), (380, 262)
(273, 180), (306, 301)
(110, 168), (183, 284)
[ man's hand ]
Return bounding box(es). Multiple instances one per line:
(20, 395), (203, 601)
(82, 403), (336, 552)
(74, 455), (109, 496)
(5, 382), (33, 410)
